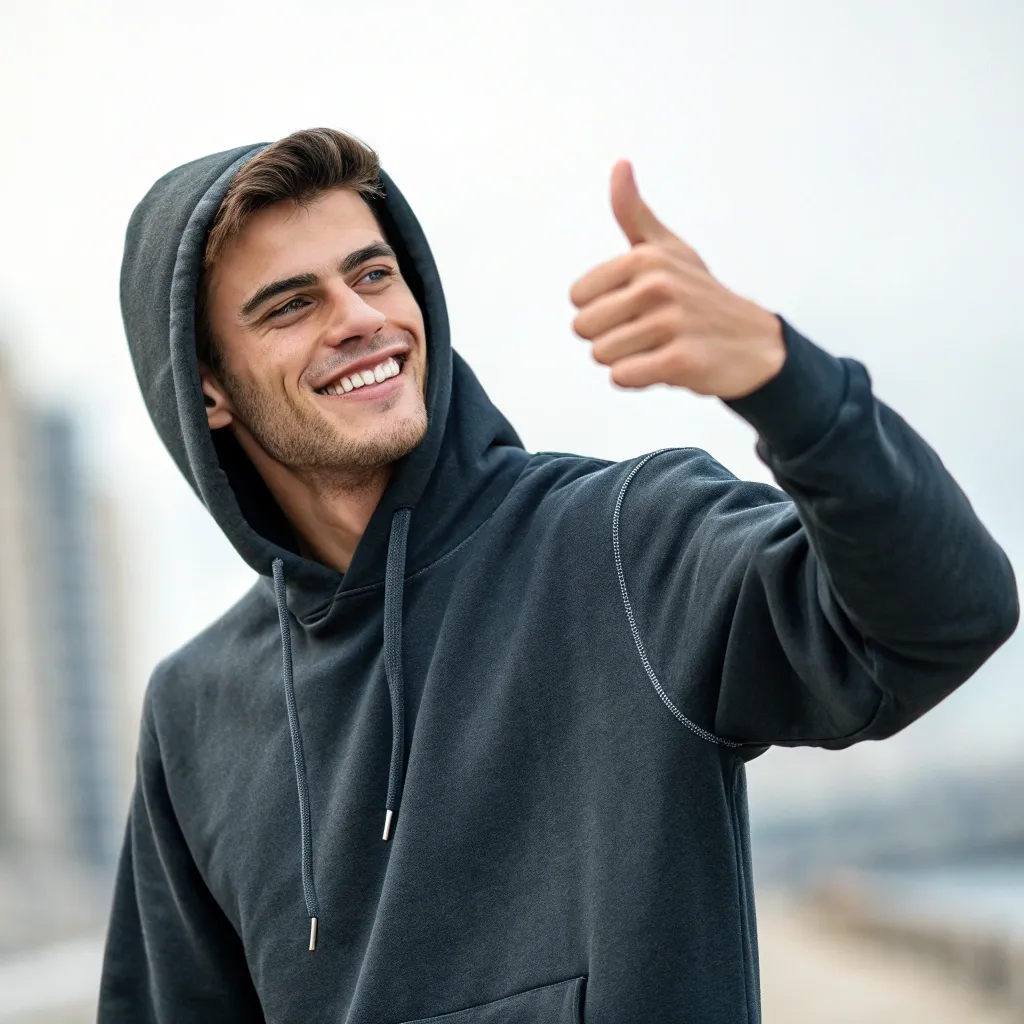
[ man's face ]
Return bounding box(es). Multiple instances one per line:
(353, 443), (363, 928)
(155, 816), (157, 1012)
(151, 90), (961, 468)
(201, 188), (428, 476)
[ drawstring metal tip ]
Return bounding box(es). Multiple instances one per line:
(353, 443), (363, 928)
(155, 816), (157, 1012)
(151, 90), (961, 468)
(308, 916), (318, 951)
(382, 808), (394, 841)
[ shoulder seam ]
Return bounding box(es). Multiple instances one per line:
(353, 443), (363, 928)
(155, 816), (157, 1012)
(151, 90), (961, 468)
(612, 449), (742, 749)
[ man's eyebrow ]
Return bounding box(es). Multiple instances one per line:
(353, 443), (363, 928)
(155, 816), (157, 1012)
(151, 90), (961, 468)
(238, 272), (319, 321)
(237, 242), (399, 322)
(339, 241), (398, 275)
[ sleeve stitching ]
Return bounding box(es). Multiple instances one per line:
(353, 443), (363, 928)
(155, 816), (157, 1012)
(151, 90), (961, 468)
(612, 449), (742, 750)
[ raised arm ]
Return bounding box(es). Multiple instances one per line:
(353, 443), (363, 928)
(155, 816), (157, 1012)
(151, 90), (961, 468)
(572, 159), (1017, 748)
(613, 321), (1017, 746)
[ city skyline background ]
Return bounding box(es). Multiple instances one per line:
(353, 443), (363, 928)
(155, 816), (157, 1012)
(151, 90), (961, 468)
(0, 354), (134, 962)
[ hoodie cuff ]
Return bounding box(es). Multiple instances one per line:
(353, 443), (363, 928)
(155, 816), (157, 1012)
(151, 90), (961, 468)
(724, 315), (848, 462)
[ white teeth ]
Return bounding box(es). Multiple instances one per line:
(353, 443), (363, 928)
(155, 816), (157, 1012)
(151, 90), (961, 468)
(321, 357), (403, 395)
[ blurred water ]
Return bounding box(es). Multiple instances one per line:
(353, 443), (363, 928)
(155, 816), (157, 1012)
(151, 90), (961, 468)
(867, 862), (1024, 938)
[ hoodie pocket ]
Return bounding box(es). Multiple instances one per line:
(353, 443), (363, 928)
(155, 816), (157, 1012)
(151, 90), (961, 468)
(396, 975), (586, 1023)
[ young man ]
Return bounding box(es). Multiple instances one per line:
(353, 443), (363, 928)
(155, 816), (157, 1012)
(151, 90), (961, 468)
(100, 127), (1017, 1022)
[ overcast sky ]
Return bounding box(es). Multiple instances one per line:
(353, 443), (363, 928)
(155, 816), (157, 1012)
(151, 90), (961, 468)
(2, 0), (1022, 814)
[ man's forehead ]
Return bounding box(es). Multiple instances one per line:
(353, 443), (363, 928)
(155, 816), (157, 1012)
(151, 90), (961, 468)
(225, 191), (383, 264)
(210, 197), (388, 302)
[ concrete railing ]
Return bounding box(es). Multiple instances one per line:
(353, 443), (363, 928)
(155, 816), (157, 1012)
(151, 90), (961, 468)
(0, 934), (101, 1023)
(811, 879), (1024, 1017)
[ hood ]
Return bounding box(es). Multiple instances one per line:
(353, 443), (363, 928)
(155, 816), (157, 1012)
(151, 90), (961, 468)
(120, 139), (529, 949)
(120, 141), (524, 602)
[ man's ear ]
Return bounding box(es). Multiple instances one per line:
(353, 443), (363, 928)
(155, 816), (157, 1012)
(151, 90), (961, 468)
(198, 363), (235, 430)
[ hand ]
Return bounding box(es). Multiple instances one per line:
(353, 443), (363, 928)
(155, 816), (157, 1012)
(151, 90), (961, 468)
(569, 160), (786, 400)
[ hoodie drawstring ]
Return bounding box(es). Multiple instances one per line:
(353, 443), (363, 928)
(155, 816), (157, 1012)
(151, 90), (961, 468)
(272, 557), (321, 951)
(270, 507), (412, 952)
(381, 507), (412, 841)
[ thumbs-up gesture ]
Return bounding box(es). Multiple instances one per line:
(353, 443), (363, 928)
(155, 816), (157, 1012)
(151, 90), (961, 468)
(570, 161), (786, 400)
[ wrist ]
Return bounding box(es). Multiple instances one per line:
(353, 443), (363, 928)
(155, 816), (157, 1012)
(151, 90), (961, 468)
(724, 316), (849, 461)
(734, 309), (786, 400)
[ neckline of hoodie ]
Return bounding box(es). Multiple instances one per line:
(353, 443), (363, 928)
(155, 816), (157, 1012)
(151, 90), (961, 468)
(263, 451), (536, 626)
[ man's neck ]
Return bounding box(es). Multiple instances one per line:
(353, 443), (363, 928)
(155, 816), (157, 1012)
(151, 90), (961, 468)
(285, 468), (390, 574)
(237, 435), (390, 574)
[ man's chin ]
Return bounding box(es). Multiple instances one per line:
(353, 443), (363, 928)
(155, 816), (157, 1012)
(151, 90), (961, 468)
(317, 408), (428, 471)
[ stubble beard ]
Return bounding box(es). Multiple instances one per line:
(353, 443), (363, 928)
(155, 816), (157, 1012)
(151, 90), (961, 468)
(220, 367), (428, 493)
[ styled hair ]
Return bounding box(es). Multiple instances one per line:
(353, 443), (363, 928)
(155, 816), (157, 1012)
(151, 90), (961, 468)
(196, 128), (385, 373)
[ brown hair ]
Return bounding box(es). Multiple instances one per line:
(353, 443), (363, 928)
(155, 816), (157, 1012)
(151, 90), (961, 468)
(196, 127), (385, 373)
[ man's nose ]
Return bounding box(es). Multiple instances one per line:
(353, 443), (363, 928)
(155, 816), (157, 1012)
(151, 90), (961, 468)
(323, 289), (387, 347)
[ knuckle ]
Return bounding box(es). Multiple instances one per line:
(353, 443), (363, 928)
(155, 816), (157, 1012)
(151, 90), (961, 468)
(611, 363), (638, 388)
(572, 313), (593, 339)
(653, 307), (685, 337)
(638, 271), (678, 303)
(667, 342), (699, 376)
(631, 243), (670, 271)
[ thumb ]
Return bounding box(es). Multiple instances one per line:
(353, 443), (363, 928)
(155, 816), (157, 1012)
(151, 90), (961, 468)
(610, 160), (674, 246)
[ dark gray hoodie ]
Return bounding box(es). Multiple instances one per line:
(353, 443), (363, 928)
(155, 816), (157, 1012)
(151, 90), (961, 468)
(98, 140), (1019, 1023)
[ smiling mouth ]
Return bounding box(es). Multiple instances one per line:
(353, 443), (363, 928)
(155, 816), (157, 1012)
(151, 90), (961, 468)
(314, 355), (405, 396)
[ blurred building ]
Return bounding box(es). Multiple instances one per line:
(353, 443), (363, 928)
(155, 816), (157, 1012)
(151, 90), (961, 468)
(0, 353), (132, 951)
(0, 359), (53, 853)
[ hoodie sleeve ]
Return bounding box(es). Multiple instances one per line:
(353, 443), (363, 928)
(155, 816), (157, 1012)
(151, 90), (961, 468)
(97, 683), (265, 1023)
(614, 317), (1019, 748)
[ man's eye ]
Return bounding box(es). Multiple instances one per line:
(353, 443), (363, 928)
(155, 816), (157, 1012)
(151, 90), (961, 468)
(268, 297), (310, 319)
(360, 268), (392, 285)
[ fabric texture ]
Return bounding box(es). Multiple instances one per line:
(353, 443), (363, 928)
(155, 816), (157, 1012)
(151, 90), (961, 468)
(99, 141), (1019, 1024)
